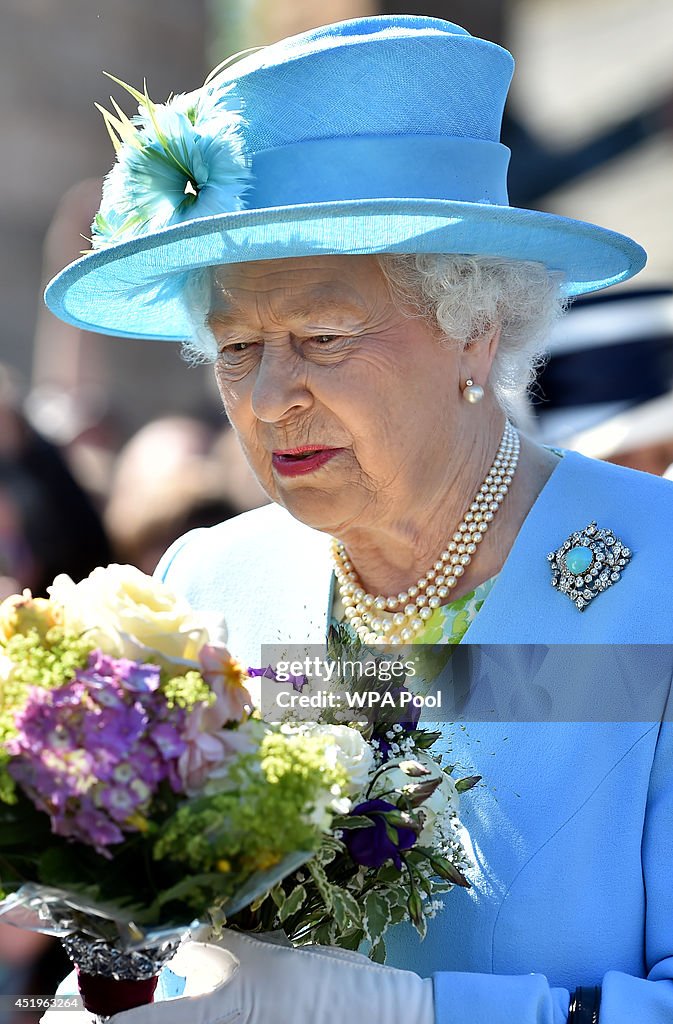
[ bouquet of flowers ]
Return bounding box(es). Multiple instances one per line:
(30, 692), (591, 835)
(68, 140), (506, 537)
(0, 566), (475, 1016)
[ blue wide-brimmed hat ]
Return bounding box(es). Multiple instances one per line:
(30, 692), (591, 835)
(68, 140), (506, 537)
(45, 15), (647, 342)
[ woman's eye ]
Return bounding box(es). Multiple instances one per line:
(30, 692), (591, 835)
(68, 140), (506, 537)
(218, 341), (256, 357)
(232, 341), (252, 352)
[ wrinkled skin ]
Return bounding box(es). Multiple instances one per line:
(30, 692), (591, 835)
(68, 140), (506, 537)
(208, 255), (556, 597)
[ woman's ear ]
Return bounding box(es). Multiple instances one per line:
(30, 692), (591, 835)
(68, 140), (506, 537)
(461, 323), (501, 383)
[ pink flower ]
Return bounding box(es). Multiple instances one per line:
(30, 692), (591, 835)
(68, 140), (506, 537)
(177, 725), (255, 795)
(199, 644), (253, 725)
(177, 644), (255, 794)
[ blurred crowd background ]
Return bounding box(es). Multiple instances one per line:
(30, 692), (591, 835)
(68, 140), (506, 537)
(1, 0), (673, 1013)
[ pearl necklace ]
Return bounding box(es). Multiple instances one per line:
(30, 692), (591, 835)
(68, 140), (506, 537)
(331, 420), (520, 645)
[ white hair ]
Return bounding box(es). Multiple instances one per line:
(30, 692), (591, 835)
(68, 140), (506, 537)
(181, 254), (566, 411)
(376, 254), (566, 412)
(181, 268), (218, 366)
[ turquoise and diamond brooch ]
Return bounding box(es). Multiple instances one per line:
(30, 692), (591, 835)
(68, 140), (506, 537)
(548, 522), (632, 611)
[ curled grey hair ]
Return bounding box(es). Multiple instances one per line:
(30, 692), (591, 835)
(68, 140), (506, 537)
(181, 254), (566, 411)
(376, 254), (566, 413)
(181, 269), (219, 366)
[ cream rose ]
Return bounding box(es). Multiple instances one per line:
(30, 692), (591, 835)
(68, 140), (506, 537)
(48, 564), (211, 666)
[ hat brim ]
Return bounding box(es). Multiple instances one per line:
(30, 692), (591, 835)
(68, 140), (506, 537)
(45, 198), (647, 342)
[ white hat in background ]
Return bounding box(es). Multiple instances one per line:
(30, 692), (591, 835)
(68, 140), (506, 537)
(532, 287), (673, 460)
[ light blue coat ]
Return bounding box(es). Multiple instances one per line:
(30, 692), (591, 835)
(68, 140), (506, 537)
(156, 453), (673, 1023)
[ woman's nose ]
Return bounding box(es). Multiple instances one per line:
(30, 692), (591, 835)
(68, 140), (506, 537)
(250, 344), (314, 423)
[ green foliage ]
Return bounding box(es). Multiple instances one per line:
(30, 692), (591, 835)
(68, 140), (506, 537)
(330, 888), (360, 932)
(363, 891), (391, 944)
(155, 729), (348, 874)
(0, 753), (16, 805)
(412, 730), (443, 749)
(161, 671), (215, 711)
(278, 884), (306, 923)
(232, 797), (469, 963)
(455, 775), (481, 793)
(370, 937), (387, 963)
(2, 628), (90, 696)
(0, 629), (91, 781)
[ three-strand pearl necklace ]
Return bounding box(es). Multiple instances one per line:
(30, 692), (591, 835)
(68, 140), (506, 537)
(331, 420), (520, 645)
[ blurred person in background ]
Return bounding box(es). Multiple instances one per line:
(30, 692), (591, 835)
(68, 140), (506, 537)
(532, 287), (673, 476)
(104, 417), (267, 573)
(0, 925), (69, 1024)
(210, 426), (270, 514)
(0, 362), (112, 597)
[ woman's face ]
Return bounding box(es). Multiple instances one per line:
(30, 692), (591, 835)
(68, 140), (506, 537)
(209, 255), (495, 535)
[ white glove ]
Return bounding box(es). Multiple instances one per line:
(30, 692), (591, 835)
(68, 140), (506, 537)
(109, 933), (435, 1024)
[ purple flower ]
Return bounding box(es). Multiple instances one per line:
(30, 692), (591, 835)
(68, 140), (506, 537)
(151, 722), (186, 759)
(82, 703), (148, 755)
(343, 798), (417, 869)
(131, 739), (169, 787)
(97, 785), (137, 822)
(7, 650), (190, 853)
(68, 807), (125, 850)
(82, 651), (161, 694)
(248, 665), (307, 692)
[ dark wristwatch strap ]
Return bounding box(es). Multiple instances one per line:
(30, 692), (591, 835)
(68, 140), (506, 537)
(568, 986), (601, 1024)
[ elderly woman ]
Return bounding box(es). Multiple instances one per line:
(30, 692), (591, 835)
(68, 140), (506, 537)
(44, 14), (673, 1024)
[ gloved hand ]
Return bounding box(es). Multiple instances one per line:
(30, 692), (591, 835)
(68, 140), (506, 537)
(108, 933), (435, 1024)
(40, 943), (237, 1024)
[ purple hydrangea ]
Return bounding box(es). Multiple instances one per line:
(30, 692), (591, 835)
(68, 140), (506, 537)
(7, 650), (188, 854)
(343, 798), (417, 869)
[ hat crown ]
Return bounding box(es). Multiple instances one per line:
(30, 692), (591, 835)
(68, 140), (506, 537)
(211, 15), (514, 153)
(225, 15), (473, 64)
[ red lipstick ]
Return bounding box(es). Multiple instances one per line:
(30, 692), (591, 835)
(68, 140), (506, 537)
(272, 446), (344, 477)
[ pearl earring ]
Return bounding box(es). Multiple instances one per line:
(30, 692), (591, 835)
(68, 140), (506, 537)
(463, 378), (484, 404)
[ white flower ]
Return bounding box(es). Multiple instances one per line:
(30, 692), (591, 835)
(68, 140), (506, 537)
(417, 772), (460, 845)
(309, 789), (352, 831)
(370, 755), (460, 844)
(294, 723), (375, 797)
(48, 564), (211, 668)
